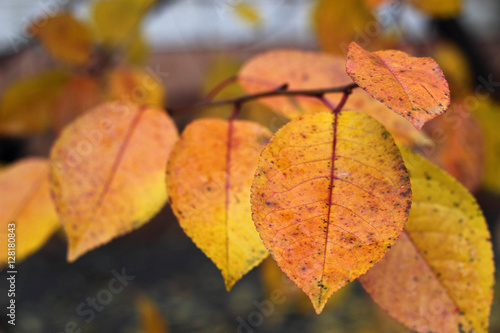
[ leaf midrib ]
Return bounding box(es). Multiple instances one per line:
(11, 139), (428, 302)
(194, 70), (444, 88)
(318, 112), (339, 306)
(85, 107), (145, 236)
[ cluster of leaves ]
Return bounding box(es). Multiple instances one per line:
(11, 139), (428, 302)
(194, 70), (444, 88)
(0, 0), (163, 136)
(1, 0), (498, 332)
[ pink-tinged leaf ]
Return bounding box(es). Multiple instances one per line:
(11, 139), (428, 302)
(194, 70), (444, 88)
(346, 42), (450, 129)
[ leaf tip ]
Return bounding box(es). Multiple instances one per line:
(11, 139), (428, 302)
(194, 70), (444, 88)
(223, 275), (237, 291)
(310, 296), (327, 314)
(66, 234), (93, 263)
(66, 248), (81, 263)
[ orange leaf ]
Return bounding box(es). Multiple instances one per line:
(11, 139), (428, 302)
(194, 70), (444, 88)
(30, 12), (93, 65)
(50, 102), (178, 261)
(359, 149), (494, 332)
(422, 101), (483, 192)
(0, 158), (60, 267)
(238, 49), (432, 148)
(239, 49), (348, 117)
(251, 112), (411, 313)
(346, 42), (450, 129)
(166, 118), (271, 290)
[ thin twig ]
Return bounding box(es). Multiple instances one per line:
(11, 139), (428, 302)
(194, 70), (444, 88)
(168, 82), (358, 115)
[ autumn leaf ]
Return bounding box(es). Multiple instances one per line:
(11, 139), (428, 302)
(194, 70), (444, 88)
(0, 70), (69, 136)
(30, 12), (93, 65)
(238, 49), (432, 148)
(106, 66), (165, 108)
(166, 118), (271, 290)
(251, 111), (411, 313)
(53, 73), (103, 132)
(346, 42), (450, 129)
(136, 294), (169, 333)
(409, 0), (462, 18)
(359, 148), (494, 333)
(422, 101), (484, 192)
(0, 158), (60, 267)
(239, 49), (348, 116)
(92, 0), (154, 46)
(126, 32), (149, 65)
(312, 0), (375, 55)
(432, 41), (472, 97)
(50, 101), (178, 262)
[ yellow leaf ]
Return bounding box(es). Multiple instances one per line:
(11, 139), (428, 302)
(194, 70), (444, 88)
(312, 0), (375, 55)
(166, 118), (271, 290)
(409, 0), (462, 18)
(234, 2), (261, 27)
(238, 49), (432, 148)
(106, 66), (165, 108)
(136, 294), (169, 333)
(251, 112), (411, 313)
(92, 0), (155, 46)
(432, 41), (472, 97)
(126, 33), (149, 65)
(360, 149), (494, 332)
(473, 98), (500, 193)
(0, 70), (70, 136)
(0, 158), (60, 267)
(30, 12), (93, 65)
(50, 101), (178, 262)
